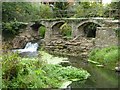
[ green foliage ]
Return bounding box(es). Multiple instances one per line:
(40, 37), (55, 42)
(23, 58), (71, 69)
(60, 23), (72, 39)
(104, 1), (120, 18)
(2, 52), (90, 88)
(2, 2), (53, 22)
(89, 46), (119, 69)
(2, 21), (27, 40)
(54, 1), (69, 10)
(2, 52), (21, 81)
(42, 64), (90, 81)
(75, 2), (105, 17)
(86, 23), (98, 30)
(39, 4), (53, 19)
(2, 52), (44, 88)
(114, 28), (120, 37)
(2, 2), (33, 22)
(54, 1), (69, 17)
(39, 26), (46, 38)
(109, 1), (120, 9)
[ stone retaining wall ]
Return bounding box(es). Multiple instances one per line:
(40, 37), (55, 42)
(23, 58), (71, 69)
(44, 27), (118, 59)
(44, 37), (95, 59)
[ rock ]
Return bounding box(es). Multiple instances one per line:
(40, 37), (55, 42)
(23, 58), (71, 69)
(60, 61), (71, 66)
(81, 52), (88, 56)
(96, 64), (104, 67)
(88, 59), (100, 64)
(115, 67), (120, 72)
(60, 81), (72, 88)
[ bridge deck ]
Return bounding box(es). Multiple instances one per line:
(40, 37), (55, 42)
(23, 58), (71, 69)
(32, 17), (115, 22)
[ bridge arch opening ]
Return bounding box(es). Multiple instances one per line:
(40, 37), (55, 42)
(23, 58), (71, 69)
(51, 21), (65, 38)
(60, 23), (72, 40)
(31, 23), (46, 39)
(78, 22), (101, 38)
(38, 25), (46, 39)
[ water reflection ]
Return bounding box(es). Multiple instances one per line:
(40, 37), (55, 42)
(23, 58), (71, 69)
(67, 56), (119, 88)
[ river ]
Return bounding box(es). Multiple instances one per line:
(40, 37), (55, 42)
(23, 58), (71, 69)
(66, 56), (119, 88)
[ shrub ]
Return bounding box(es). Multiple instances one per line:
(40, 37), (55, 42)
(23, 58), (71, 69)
(2, 52), (43, 88)
(2, 52), (21, 81)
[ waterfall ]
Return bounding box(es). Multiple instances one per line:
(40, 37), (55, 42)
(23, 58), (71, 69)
(24, 42), (38, 52)
(13, 42), (39, 57)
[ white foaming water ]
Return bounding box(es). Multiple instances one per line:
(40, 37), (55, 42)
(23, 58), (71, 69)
(13, 42), (39, 53)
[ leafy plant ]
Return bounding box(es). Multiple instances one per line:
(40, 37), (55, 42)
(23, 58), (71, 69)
(2, 51), (90, 88)
(42, 64), (90, 81)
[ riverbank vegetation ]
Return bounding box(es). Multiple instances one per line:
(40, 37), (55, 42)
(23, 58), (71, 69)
(89, 46), (119, 69)
(2, 51), (90, 88)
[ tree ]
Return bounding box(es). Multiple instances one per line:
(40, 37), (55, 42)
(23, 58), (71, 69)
(74, 2), (105, 17)
(54, 1), (70, 18)
(2, 2), (53, 22)
(39, 3), (53, 19)
(109, 1), (120, 18)
(2, 2), (33, 22)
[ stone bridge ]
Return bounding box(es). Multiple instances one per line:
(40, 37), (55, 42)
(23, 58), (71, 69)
(9, 17), (118, 58)
(30, 18), (118, 44)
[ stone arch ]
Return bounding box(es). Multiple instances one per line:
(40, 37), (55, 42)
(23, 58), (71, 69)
(31, 23), (45, 31)
(30, 23), (46, 39)
(77, 20), (103, 27)
(51, 21), (65, 38)
(77, 20), (102, 38)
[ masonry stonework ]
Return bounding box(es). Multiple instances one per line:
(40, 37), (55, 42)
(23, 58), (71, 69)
(95, 27), (118, 48)
(2, 18), (118, 58)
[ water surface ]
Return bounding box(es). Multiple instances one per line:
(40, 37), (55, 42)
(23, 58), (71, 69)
(67, 56), (119, 88)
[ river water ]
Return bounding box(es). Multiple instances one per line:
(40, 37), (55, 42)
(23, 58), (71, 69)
(66, 56), (119, 88)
